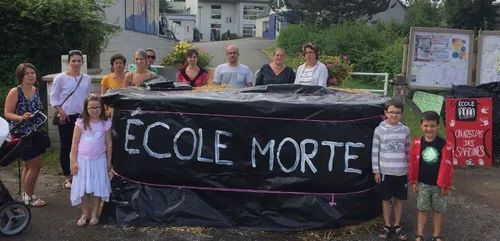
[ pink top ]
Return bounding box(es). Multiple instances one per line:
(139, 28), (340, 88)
(76, 118), (112, 160)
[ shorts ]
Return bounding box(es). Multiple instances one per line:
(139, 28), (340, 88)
(417, 182), (447, 212)
(380, 174), (408, 201)
(21, 131), (49, 161)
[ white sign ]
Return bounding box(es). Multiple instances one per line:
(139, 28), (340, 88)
(477, 32), (500, 85)
(407, 28), (474, 90)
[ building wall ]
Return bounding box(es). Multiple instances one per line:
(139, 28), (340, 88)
(267, 13), (288, 40)
(255, 16), (267, 38)
(198, 2), (238, 41)
(97, 29), (178, 74)
(104, 0), (126, 26)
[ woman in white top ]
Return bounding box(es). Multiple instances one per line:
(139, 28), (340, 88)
(294, 43), (329, 86)
(50, 50), (92, 189)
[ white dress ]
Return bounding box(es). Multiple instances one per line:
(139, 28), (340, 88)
(70, 119), (112, 206)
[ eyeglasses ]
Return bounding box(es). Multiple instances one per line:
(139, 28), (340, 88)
(87, 106), (102, 111)
(227, 52), (238, 55)
(387, 111), (402, 116)
(147, 55), (156, 59)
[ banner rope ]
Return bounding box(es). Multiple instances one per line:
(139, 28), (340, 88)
(111, 169), (379, 206)
(120, 109), (385, 124)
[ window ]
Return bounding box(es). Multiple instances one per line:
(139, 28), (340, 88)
(263, 21), (269, 32)
(211, 23), (221, 29)
(243, 5), (265, 20)
(211, 5), (221, 20)
(243, 24), (255, 37)
(125, 0), (157, 35)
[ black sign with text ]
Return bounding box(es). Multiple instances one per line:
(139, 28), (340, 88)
(100, 84), (387, 231)
(455, 99), (477, 121)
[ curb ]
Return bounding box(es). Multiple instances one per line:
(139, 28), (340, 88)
(261, 48), (273, 59)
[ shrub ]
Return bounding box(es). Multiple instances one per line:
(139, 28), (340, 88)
(222, 32), (239, 40)
(290, 54), (354, 87)
(161, 42), (214, 68)
(0, 0), (119, 85)
(277, 24), (320, 54)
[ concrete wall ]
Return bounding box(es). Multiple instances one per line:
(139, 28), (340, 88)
(96, 28), (178, 75)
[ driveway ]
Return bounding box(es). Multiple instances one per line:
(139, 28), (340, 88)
(193, 38), (275, 74)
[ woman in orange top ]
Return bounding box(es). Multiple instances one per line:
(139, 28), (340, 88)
(101, 53), (127, 115)
(176, 49), (208, 87)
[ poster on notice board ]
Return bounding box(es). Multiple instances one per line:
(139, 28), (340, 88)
(407, 27), (474, 90)
(445, 98), (493, 167)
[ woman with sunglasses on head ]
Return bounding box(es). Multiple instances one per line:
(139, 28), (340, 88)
(124, 49), (158, 87)
(4, 63), (49, 207)
(294, 43), (328, 87)
(129, 48), (159, 75)
(50, 50), (92, 189)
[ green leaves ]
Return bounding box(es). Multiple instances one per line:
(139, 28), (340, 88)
(0, 0), (119, 85)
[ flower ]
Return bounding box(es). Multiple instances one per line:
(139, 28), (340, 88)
(326, 63), (333, 67)
(329, 78), (336, 84)
(161, 42), (214, 68)
(343, 56), (348, 60)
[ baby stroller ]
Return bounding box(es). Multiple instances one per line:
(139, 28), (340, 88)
(0, 110), (47, 236)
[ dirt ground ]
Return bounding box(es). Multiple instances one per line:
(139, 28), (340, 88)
(1, 165), (500, 241)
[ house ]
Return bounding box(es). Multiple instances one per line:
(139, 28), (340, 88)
(261, 0), (407, 40)
(92, 0), (178, 74)
(171, 0), (270, 41)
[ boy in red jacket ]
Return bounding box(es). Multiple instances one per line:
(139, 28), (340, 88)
(409, 111), (454, 241)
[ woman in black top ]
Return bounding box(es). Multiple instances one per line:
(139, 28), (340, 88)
(255, 48), (295, 86)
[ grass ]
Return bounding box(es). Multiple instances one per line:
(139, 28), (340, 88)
(262, 46), (446, 140)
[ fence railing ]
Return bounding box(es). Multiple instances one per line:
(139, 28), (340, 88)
(253, 70), (390, 97)
(350, 72), (390, 97)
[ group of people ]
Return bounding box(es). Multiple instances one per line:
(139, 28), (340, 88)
(3, 43), (453, 239)
(4, 50), (112, 226)
(211, 43), (329, 88)
(372, 99), (454, 241)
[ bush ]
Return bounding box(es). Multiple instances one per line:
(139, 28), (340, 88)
(277, 24), (320, 54)
(161, 42), (214, 68)
(0, 0), (119, 85)
(221, 32), (239, 40)
(278, 21), (405, 85)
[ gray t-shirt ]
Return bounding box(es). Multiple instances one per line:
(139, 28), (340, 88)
(213, 63), (253, 88)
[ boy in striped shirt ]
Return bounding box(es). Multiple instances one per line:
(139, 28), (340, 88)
(372, 99), (410, 240)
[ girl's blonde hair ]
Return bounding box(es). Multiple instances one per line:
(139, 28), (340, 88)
(80, 94), (108, 131)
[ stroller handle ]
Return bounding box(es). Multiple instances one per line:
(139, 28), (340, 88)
(10, 110), (48, 131)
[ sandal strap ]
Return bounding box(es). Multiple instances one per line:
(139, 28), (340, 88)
(432, 236), (443, 241)
(415, 235), (425, 241)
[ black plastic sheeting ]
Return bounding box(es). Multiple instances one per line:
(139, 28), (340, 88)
(445, 82), (500, 159)
(100, 84), (388, 231)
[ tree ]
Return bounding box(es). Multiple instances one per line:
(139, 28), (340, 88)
(159, 0), (176, 13)
(269, 0), (392, 26)
(444, 0), (499, 31)
(404, 0), (445, 29)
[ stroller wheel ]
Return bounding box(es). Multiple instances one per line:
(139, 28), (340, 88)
(0, 201), (31, 236)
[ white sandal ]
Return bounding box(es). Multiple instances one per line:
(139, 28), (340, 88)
(64, 180), (72, 189)
(24, 194), (47, 207)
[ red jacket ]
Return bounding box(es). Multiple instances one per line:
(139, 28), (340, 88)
(408, 137), (454, 189)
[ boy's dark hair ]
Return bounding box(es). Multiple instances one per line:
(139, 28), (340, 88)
(384, 99), (404, 111)
(420, 111), (440, 124)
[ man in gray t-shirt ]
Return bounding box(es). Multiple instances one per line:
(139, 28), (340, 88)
(213, 45), (253, 88)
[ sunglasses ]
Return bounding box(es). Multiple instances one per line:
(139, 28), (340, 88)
(147, 55), (156, 59)
(69, 50), (83, 56)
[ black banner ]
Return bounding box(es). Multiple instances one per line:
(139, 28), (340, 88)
(101, 84), (387, 231)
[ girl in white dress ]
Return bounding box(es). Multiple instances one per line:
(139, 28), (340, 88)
(70, 94), (112, 227)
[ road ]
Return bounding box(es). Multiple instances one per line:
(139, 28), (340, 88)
(193, 38), (276, 74)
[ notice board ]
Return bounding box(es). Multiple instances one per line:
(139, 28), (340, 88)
(476, 31), (500, 85)
(445, 98), (493, 167)
(407, 27), (474, 90)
